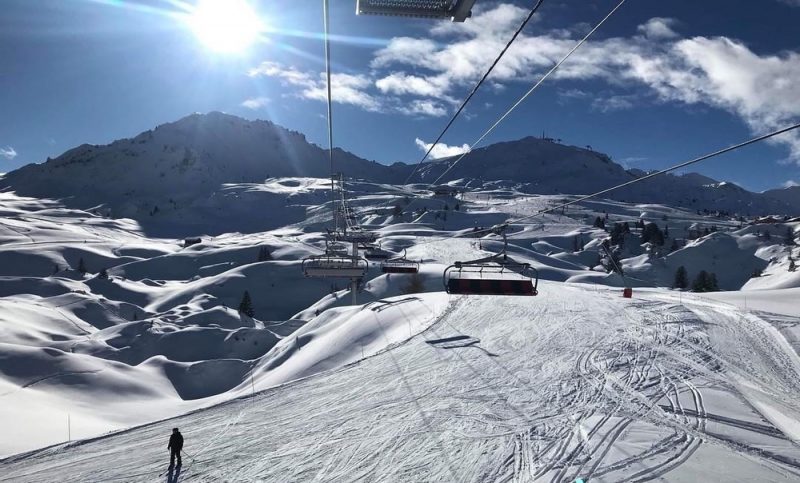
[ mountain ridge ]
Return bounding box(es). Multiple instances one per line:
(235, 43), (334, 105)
(2, 112), (797, 217)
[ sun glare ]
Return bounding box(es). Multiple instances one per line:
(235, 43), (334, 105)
(188, 0), (263, 54)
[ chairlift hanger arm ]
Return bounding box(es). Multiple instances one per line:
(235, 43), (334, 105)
(356, 0), (476, 22)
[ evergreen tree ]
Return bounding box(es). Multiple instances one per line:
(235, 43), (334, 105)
(77, 257), (87, 275)
(751, 267), (763, 278)
(669, 238), (680, 252)
(609, 223), (623, 245)
(572, 236), (580, 253)
(257, 246), (272, 262)
(664, 225), (669, 238)
(593, 217), (605, 229)
(691, 270), (710, 292)
(238, 290), (255, 317)
(786, 227), (796, 246)
(708, 273), (719, 292)
(392, 204), (403, 217)
(641, 223), (665, 246)
(98, 268), (109, 280)
(790, 257), (797, 272)
(454, 203), (460, 211)
(673, 266), (688, 290)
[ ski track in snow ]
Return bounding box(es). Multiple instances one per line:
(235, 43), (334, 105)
(3, 286), (800, 482)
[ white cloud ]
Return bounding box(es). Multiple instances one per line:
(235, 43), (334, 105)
(247, 4), (800, 161)
(249, 61), (381, 112)
(783, 180), (800, 188)
(375, 73), (449, 97)
(399, 100), (448, 117)
(591, 95), (637, 113)
(0, 146), (17, 160)
(241, 96), (270, 110)
(414, 138), (470, 159)
(368, 5), (800, 162)
(637, 17), (679, 39)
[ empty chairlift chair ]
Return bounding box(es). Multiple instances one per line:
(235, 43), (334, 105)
(443, 260), (538, 296)
(302, 255), (368, 279)
(364, 245), (393, 260)
(381, 250), (420, 274)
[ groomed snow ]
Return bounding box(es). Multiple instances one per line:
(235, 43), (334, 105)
(1, 179), (799, 481)
(4, 287), (800, 482)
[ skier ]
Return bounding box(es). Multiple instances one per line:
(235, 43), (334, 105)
(167, 428), (183, 468)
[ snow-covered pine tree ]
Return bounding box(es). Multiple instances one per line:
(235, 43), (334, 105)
(77, 257), (87, 275)
(238, 290), (255, 317)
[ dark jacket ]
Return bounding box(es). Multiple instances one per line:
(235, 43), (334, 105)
(168, 432), (183, 452)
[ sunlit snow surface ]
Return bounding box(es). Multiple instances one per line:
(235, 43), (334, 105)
(1, 182), (800, 481)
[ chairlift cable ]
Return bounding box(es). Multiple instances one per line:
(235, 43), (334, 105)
(507, 121), (800, 226)
(428, 0), (627, 188)
(400, 0), (547, 186)
(387, 0), (626, 221)
(406, 121), (800, 248)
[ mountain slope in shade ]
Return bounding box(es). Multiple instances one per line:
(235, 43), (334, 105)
(763, 185), (800, 208)
(0, 112), (409, 223)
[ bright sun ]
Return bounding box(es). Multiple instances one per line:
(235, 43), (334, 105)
(188, 0), (263, 54)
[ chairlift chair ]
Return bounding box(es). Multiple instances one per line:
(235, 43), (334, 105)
(364, 245), (393, 260)
(326, 242), (349, 256)
(302, 255), (368, 278)
(381, 249), (420, 274)
(443, 224), (538, 296)
(338, 230), (379, 244)
(444, 259), (538, 296)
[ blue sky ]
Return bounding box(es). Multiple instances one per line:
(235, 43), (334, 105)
(1, 0), (800, 191)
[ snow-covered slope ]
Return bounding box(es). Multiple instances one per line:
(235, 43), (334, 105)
(0, 112), (409, 231)
(414, 136), (798, 215)
(1, 170), (799, 481)
(4, 287), (800, 482)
